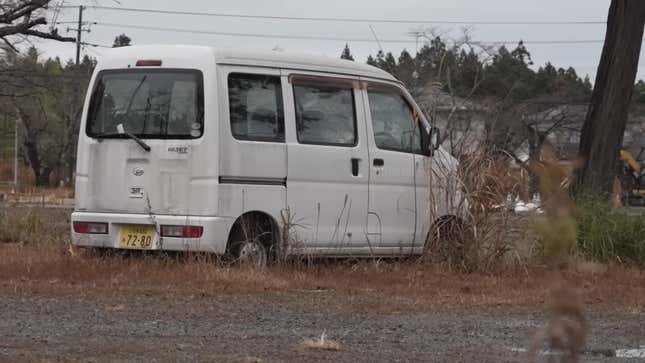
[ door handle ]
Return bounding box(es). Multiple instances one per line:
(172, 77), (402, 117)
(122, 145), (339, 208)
(351, 158), (360, 176)
(373, 158), (384, 167)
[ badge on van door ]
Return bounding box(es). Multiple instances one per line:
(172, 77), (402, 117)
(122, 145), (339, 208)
(129, 186), (145, 198)
(132, 167), (145, 177)
(163, 144), (191, 159)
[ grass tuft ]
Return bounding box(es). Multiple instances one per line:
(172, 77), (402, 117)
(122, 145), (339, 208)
(301, 332), (342, 351)
(0, 208), (46, 244)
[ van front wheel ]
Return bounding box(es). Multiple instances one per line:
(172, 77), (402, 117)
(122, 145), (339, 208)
(226, 213), (276, 267)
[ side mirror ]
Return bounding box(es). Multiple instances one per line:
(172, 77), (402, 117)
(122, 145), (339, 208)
(429, 127), (441, 151)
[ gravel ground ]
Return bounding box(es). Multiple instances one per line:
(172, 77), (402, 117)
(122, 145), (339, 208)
(0, 291), (643, 363)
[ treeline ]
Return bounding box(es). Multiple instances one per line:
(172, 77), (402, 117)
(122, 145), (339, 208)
(0, 47), (95, 186)
(0, 39), (642, 187)
(360, 38), (594, 102)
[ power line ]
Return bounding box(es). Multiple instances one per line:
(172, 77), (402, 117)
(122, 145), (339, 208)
(63, 5), (606, 25)
(92, 22), (609, 45)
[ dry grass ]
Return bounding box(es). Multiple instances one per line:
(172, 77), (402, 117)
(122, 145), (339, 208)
(1, 206), (644, 314)
(0, 160), (35, 186)
(1, 241), (644, 312)
(0, 207), (68, 244)
(300, 332), (342, 351)
(426, 147), (527, 272)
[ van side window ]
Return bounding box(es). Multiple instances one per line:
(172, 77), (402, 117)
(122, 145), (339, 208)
(367, 89), (422, 154)
(228, 73), (284, 142)
(293, 83), (357, 147)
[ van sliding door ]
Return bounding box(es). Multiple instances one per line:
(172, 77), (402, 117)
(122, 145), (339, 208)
(282, 72), (369, 251)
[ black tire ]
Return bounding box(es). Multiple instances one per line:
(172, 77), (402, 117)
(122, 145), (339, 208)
(424, 217), (474, 271)
(226, 214), (276, 267)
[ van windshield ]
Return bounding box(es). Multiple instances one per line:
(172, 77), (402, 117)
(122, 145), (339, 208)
(87, 70), (204, 139)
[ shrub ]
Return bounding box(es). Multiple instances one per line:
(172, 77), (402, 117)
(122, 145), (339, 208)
(0, 207), (68, 244)
(0, 209), (44, 243)
(426, 147), (525, 272)
(576, 198), (645, 267)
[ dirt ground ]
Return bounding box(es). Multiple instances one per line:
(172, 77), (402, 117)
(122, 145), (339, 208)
(0, 291), (643, 363)
(1, 205), (644, 362)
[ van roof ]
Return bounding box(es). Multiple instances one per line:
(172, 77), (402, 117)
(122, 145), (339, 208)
(100, 45), (398, 82)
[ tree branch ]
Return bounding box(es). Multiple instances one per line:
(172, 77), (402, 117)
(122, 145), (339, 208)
(22, 29), (76, 42)
(0, 17), (46, 37)
(0, 1), (48, 24)
(0, 1), (76, 46)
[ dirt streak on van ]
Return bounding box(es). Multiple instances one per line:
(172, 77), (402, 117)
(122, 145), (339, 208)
(71, 45), (458, 266)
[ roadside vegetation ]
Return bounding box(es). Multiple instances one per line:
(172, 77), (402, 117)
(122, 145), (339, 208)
(1, 206), (644, 312)
(576, 198), (645, 267)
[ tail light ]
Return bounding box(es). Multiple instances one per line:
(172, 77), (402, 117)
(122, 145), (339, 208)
(160, 225), (203, 238)
(73, 222), (109, 234)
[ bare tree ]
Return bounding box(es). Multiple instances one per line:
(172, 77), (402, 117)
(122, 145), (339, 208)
(577, 0), (645, 195)
(0, 0), (74, 51)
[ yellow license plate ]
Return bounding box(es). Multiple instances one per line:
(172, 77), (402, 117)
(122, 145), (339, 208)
(119, 225), (155, 249)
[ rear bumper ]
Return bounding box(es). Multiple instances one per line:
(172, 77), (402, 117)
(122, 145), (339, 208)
(71, 211), (234, 254)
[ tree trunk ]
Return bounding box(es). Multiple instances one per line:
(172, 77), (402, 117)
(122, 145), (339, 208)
(23, 134), (50, 187)
(577, 0), (645, 196)
(35, 168), (51, 187)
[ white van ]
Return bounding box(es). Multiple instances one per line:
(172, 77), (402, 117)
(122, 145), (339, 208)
(71, 45), (461, 265)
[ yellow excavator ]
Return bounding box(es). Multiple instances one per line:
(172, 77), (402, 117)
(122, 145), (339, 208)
(620, 148), (645, 206)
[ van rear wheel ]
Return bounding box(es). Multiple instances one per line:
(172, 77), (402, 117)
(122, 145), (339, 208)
(226, 213), (276, 267)
(237, 239), (268, 267)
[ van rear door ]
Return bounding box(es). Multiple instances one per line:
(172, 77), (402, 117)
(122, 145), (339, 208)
(81, 69), (204, 215)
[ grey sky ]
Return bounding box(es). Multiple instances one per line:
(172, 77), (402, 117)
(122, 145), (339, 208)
(32, 0), (643, 81)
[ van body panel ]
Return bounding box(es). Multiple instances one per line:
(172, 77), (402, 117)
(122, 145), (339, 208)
(415, 154), (432, 245)
(71, 211), (232, 253)
(215, 48), (396, 82)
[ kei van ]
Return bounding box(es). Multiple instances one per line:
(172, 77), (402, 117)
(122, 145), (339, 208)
(71, 45), (461, 266)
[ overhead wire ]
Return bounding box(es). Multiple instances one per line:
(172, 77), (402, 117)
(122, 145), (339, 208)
(61, 5), (606, 25)
(92, 22), (610, 45)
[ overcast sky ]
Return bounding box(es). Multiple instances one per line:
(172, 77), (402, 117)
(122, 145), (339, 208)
(30, 0), (645, 81)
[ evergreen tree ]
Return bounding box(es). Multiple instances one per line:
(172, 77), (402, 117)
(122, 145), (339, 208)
(396, 49), (416, 86)
(362, 36), (591, 101)
(366, 55), (377, 66)
(340, 43), (355, 61)
(113, 34), (132, 48)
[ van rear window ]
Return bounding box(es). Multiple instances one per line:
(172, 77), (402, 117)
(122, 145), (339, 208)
(87, 69), (204, 139)
(228, 73), (284, 142)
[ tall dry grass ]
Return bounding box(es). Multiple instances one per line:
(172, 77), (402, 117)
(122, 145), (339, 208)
(0, 208), (644, 313)
(1, 240), (645, 311)
(0, 206), (69, 244)
(426, 147), (528, 272)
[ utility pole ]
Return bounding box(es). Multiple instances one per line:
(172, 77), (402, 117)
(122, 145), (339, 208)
(13, 118), (18, 193)
(67, 6), (90, 65)
(76, 5), (84, 65)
